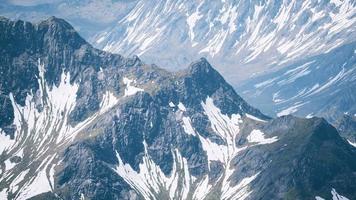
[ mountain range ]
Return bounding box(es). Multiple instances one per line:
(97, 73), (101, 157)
(2, 0), (356, 128)
(0, 16), (356, 200)
(90, 0), (356, 82)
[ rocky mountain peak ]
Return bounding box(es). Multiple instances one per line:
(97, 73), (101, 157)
(37, 16), (87, 49)
(188, 57), (213, 74)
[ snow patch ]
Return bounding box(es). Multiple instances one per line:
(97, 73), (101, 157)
(99, 91), (119, 114)
(277, 102), (306, 117)
(9, 169), (30, 193)
(0, 129), (15, 155)
(177, 102), (187, 111)
(306, 113), (314, 118)
(254, 77), (277, 89)
(331, 188), (349, 200)
(247, 130), (278, 145)
(347, 140), (356, 148)
(3, 60), (120, 199)
(0, 189), (7, 200)
(17, 167), (52, 200)
(245, 113), (266, 122)
(192, 175), (212, 200)
(123, 77), (144, 97)
(4, 159), (16, 171)
(187, 10), (202, 43)
(169, 102), (175, 107)
(114, 142), (191, 200)
(182, 117), (196, 136)
(221, 172), (260, 200)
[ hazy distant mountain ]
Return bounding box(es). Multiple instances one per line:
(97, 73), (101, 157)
(90, 0), (356, 84)
(237, 41), (356, 123)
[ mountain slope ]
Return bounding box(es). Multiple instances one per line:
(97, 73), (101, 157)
(91, 0), (356, 83)
(0, 17), (355, 200)
(237, 41), (356, 123)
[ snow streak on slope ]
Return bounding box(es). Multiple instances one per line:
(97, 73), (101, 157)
(239, 42), (356, 121)
(247, 130), (278, 145)
(316, 188), (350, 200)
(198, 97), (277, 200)
(114, 142), (192, 200)
(348, 140), (356, 148)
(0, 60), (120, 199)
(113, 96), (278, 200)
(92, 0), (356, 81)
(331, 188), (350, 200)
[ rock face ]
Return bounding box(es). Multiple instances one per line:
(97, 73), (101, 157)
(335, 114), (356, 146)
(0, 17), (356, 200)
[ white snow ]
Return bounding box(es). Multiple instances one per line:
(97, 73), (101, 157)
(221, 172), (260, 200)
(17, 167), (52, 200)
(198, 134), (230, 165)
(0, 129), (15, 155)
(254, 77), (277, 89)
(272, 92), (284, 103)
(99, 91), (119, 114)
(114, 142), (192, 200)
(123, 77), (144, 97)
(306, 113), (314, 119)
(247, 130), (278, 145)
(3, 61), (122, 199)
(177, 102), (186, 111)
(9, 169), (30, 193)
(277, 102), (306, 117)
(278, 62), (312, 85)
(0, 189), (7, 200)
(96, 35), (106, 44)
(347, 140), (356, 148)
(95, 0), (356, 80)
(331, 188), (349, 200)
(192, 175), (212, 200)
(169, 102), (175, 107)
(4, 159), (16, 171)
(115, 96), (261, 200)
(245, 113), (266, 122)
(200, 96), (258, 199)
(316, 188), (350, 200)
(308, 67), (346, 96)
(187, 10), (202, 42)
(182, 117), (196, 136)
(49, 164), (56, 189)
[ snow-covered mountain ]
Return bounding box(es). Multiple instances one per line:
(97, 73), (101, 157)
(1, 17), (356, 200)
(0, 0), (138, 39)
(91, 0), (356, 83)
(237, 41), (356, 122)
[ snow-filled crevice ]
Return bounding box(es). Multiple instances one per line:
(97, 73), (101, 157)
(114, 141), (192, 200)
(0, 59), (120, 200)
(193, 96), (277, 200)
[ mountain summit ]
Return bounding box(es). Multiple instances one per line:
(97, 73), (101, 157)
(0, 17), (355, 200)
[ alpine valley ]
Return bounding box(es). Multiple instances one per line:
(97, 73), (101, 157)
(1, 16), (356, 200)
